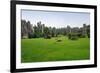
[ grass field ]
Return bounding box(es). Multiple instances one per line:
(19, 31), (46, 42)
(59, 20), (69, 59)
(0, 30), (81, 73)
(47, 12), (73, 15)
(21, 36), (90, 63)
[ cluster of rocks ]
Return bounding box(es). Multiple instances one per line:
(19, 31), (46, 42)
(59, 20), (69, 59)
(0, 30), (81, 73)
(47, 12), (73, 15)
(21, 19), (90, 39)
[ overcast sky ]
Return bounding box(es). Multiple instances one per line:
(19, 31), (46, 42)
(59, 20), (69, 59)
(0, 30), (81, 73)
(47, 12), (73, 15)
(21, 10), (90, 28)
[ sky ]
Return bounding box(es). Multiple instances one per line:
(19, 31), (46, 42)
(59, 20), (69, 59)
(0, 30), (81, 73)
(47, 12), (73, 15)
(21, 10), (90, 28)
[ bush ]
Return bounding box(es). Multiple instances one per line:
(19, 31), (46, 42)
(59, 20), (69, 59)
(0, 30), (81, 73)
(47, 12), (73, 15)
(68, 33), (78, 40)
(77, 33), (82, 38)
(71, 36), (78, 40)
(44, 35), (51, 39)
(32, 34), (38, 38)
(81, 35), (86, 38)
(87, 33), (90, 38)
(77, 33), (87, 38)
(28, 33), (33, 38)
(56, 39), (62, 42)
(68, 34), (71, 39)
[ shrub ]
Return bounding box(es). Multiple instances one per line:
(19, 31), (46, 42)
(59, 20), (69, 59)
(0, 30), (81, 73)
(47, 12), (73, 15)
(81, 35), (86, 38)
(44, 35), (51, 39)
(87, 33), (90, 38)
(77, 33), (86, 38)
(33, 34), (38, 38)
(71, 36), (78, 40)
(68, 34), (71, 39)
(68, 33), (78, 40)
(56, 40), (62, 42)
(77, 33), (82, 38)
(28, 33), (33, 38)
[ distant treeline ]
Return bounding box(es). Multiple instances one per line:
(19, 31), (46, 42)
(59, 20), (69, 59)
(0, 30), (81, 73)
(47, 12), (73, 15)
(21, 20), (90, 40)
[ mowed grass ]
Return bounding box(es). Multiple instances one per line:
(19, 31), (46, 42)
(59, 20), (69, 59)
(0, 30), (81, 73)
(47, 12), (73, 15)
(21, 36), (90, 63)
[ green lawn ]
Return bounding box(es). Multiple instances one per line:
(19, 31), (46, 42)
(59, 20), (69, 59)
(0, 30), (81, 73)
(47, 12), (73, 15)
(21, 36), (90, 63)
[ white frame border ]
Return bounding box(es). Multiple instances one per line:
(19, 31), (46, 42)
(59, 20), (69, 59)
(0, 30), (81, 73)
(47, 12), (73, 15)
(16, 4), (94, 69)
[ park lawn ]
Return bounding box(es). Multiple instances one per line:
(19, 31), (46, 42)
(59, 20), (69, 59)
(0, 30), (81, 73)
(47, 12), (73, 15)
(21, 36), (90, 63)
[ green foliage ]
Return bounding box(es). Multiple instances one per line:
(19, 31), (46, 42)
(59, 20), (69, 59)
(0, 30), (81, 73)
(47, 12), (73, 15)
(87, 33), (90, 38)
(44, 35), (51, 39)
(28, 33), (33, 38)
(68, 33), (78, 40)
(81, 35), (86, 38)
(68, 33), (88, 40)
(77, 33), (86, 38)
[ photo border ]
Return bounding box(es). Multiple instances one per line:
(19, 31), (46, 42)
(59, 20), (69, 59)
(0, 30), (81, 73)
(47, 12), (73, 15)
(10, 0), (97, 72)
